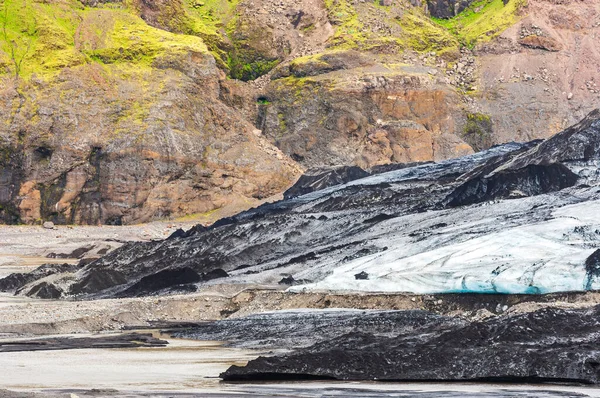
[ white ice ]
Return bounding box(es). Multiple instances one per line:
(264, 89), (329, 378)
(291, 200), (600, 294)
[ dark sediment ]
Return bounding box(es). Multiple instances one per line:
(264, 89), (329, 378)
(0, 333), (168, 353)
(220, 305), (600, 384)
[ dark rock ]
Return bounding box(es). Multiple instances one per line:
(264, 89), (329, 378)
(445, 163), (579, 207)
(354, 271), (369, 280)
(443, 110), (600, 207)
(369, 161), (433, 175)
(47, 245), (94, 259)
(69, 269), (128, 295)
(167, 228), (187, 240)
(221, 306), (600, 384)
(20, 282), (63, 299)
(77, 257), (100, 267)
(278, 275), (295, 285)
(120, 267), (202, 297)
(362, 213), (396, 224)
(585, 249), (600, 290)
(174, 310), (462, 350)
(201, 268), (229, 281)
(426, 0), (476, 19)
(182, 224), (208, 237)
(0, 333), (167, 353)
(0, 273), (31, 293)
(508, 109), (600, 166)
(284, 166), (370, 199)
(0, 263), (80, 293)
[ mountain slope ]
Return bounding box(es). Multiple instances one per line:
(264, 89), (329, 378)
(0, 0), (301, 225)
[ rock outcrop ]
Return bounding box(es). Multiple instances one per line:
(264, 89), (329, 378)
(261, 58), (474, 168)
(426, 0), (477, 19)
(0, 0), (301, 225)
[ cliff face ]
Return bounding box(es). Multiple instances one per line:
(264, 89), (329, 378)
(426, 0), (477, 18)
(475, 0), (600, 142)
(0, 66), (300, 225)
(1, 0), (599, 224)
(261, 55), (473, 168)
(0, 0), (301, 225)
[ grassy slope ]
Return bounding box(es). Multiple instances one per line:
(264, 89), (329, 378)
(0, 0), (210, 79)
(0, 0), (526, 80)
(432, 0), (527, 48)
(322, 0), (525, 56)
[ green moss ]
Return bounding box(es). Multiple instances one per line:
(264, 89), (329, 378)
(324, 0), (368, 49)
(0, 0), (210, 78)
(395, 10), (460, 56)
(82, 9), (207, 66)
(277, 112), (286, 135)
(0, 0), (84, 77)
(323, 0), (460, 56)
(223, 7), (283, 81)
(228, 56), (279, 81)
(275, 76), (320, 99)
(433, 0), (527, 48)
(174, 0), (240, 68)
(463, 112), (493, 151)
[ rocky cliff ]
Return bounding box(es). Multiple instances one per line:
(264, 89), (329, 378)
(1, 0), (599, 224)
(0, 0), (303, 225)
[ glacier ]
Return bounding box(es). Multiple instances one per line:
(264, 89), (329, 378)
(290, 200), (600, 294)
(3, 110), (600, 298)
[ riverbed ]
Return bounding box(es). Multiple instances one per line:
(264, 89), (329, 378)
(2, 332), (600, 397)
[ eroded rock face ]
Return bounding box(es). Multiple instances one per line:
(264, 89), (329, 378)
(221, 306), (600, 384)
(426, 0), (476, 18)
(475, 0), (600, 143)
(0, 62), (301, 225)
(261, 61), (474, 169)
(224, 0), (334, 81)
(4, 0), (597, 228)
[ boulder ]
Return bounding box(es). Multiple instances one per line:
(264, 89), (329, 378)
(518, 35), (562, 52)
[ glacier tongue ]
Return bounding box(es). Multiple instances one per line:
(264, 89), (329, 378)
(291, 203), (600, 294)
(9, 110), (600, 299)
